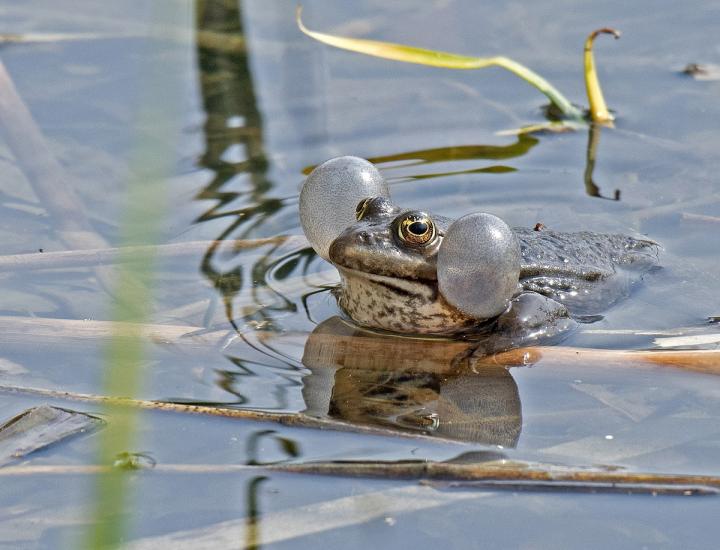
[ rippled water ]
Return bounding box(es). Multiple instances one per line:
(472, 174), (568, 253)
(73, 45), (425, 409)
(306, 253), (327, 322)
(1, 0), (720, 547)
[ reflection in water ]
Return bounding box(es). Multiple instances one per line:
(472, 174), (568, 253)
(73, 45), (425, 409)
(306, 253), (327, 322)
(364, 135), (539, 165)
(242, 428), (302, 549)
(244, 475), (267, 550)
(584, 124), (620, 201)
(245, 429), (301, 466)
(302, 135), (539, 182)
(191, 2), (611, 423)
(194, 0), (285, 328)
(301, 318), (522, 446)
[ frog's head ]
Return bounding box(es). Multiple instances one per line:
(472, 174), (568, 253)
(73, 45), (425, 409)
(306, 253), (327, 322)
(300, 156), (521, 334)
(329, 196), (448, 281)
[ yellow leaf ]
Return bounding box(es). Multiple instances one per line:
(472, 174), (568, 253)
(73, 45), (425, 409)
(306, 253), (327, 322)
(296, 7), (584, 121)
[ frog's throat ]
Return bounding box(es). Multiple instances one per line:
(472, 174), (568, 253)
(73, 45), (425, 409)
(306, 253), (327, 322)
(334, 266), (477, 335)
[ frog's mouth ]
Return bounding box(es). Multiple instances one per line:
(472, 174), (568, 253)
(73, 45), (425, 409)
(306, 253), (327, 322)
(334, 265), (438, 301)
(331, 265), (476, 334)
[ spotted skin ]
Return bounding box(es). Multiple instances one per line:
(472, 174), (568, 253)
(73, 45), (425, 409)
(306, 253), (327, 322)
(334, 266), (477, 335)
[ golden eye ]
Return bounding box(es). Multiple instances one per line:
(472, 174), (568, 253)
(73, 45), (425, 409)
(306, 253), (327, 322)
(355, 197), (373, 220)
(398, 214), (435, 245)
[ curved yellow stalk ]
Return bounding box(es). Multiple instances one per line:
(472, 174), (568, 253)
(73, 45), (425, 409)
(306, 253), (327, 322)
(584, 28), (620, 124)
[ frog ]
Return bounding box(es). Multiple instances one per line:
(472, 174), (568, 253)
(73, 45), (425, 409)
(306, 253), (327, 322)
(300, 156), (659, 350)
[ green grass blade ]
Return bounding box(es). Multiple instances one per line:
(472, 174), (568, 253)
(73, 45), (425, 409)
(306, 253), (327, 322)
(82, 5), (185, 549)
(297, 7), (584, 121)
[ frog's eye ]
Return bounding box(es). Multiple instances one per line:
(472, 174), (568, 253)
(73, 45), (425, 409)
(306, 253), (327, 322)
(397, 213), (436, 245)
(300, 157), (390, 260)
(355, 197), (373, 220)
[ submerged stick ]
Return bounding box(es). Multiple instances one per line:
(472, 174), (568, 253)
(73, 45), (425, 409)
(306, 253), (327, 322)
(0, 58), (119, 298)
(476, 346), (720, 375)
(0, 30), (246, 54)
(0, 236), (303, 273)
(0, 316), (228, 348)
(0, 383), (468, 446)
(0, 459), (715, 495)
(0, 59), (107, 250)
(274, 460), (720, 495)
(681, 212), (720, 225)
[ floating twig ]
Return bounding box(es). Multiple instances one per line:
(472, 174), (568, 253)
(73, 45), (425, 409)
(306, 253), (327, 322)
(0, 32), (140, 44)
(653, 333), (720, 349)
(0, 30), (245, 53)
(0, 459), (715, 495)
(0, 383), (469, 446)
(0, 316), (228, 349)
(681, 212), (720, 225)
(476, 346), (720, 375)
(0, 236), (303, 273)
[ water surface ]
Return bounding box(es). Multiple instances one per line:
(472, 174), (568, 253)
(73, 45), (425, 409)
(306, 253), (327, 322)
(1, 0), (720, 547)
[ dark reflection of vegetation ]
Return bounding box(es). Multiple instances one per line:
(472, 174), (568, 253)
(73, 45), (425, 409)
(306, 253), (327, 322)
(366, 135), (538, 165)
(246, 429), (301, 465)
(244, 476), (268, 550)
(194, 0), (286, 329)
(403, 164), (517, 180)
(192, 1), (314, 413)
(302, 134), (539, 179)
(584, 124), (620, 201)
(243, 429), (301, 548)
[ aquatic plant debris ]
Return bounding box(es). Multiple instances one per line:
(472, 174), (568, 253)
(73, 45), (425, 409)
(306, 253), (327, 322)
(0, 460), (716, 496)
(683, 63), (720, 81)
(0, 405), (104, 466)
(296, 6), (584, 122)
(298, 7), (620, 127)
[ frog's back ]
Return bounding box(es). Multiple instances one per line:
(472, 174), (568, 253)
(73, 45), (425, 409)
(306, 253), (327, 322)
(514, 228), (660, 315)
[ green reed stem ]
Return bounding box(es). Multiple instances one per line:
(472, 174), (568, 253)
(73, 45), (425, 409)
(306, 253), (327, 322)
(489, 56), (584, 120)
(83, 4), (187, 549)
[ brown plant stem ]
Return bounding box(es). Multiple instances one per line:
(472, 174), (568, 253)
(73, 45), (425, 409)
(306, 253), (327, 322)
(0, 460), (716, 495)
(475, 346), (720, 376)
(0, 383), (469, 446)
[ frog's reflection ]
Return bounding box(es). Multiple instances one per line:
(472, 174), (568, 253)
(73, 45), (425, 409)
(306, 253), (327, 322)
(301, 317), (522, 447)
